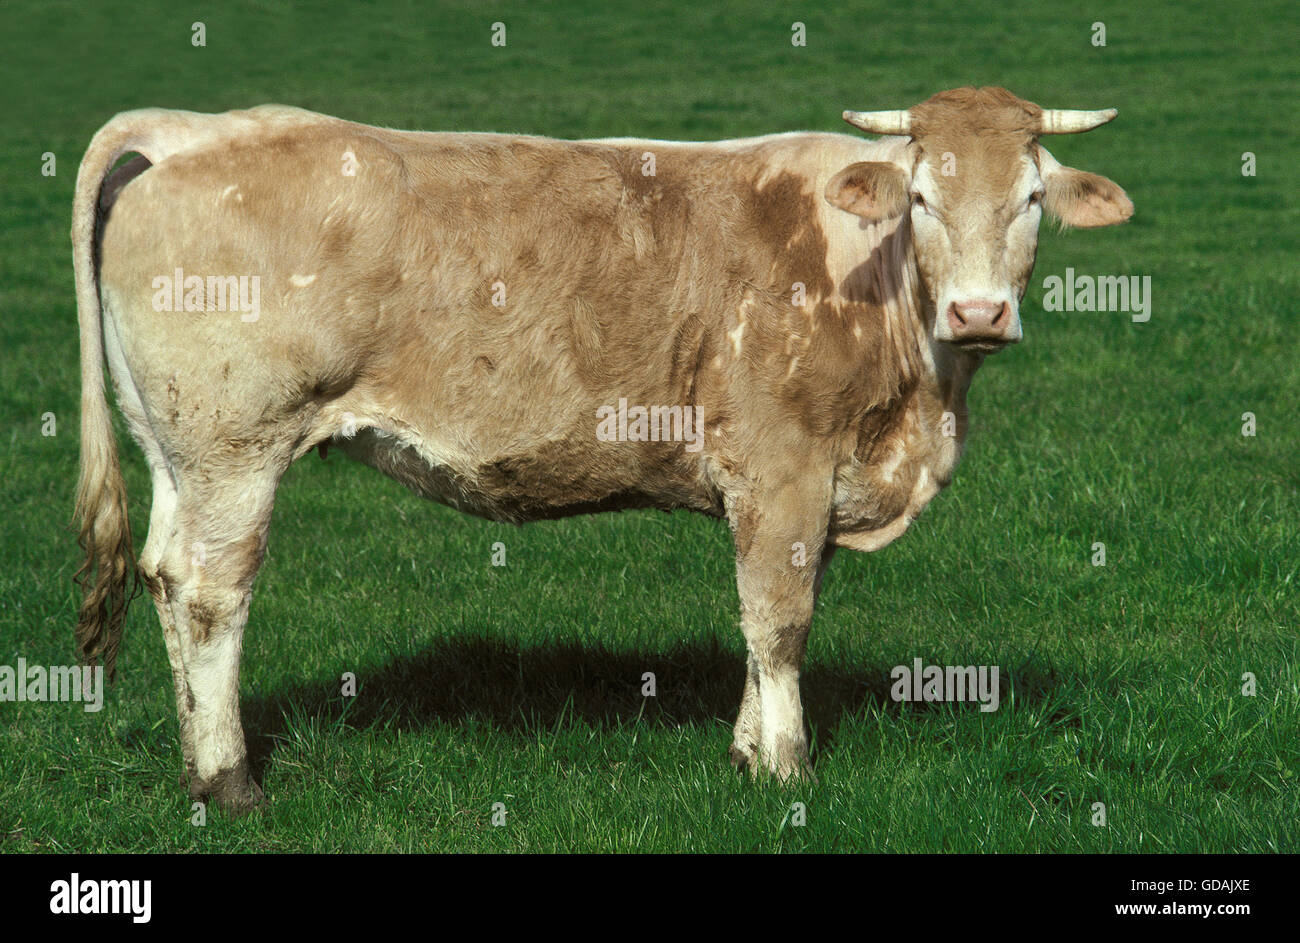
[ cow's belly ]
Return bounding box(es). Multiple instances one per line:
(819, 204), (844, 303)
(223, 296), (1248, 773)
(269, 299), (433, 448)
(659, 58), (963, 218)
(331, 416), (720, 524)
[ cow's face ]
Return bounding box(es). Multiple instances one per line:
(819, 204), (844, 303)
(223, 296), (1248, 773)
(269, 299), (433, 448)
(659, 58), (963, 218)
(825, 87), (1132, 353)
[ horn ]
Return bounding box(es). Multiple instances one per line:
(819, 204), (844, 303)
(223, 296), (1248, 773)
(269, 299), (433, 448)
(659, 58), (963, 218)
(841, 109), (912, 136)
(1038, 108), (1118, 134)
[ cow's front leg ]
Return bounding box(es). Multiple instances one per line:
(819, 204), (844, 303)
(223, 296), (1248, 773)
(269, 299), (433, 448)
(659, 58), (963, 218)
(727, 480), (832, 781)
(729, 654), (762, 771)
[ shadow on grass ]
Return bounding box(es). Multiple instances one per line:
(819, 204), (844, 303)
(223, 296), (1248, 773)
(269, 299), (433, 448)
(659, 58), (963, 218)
(239, 636), (1081, 778)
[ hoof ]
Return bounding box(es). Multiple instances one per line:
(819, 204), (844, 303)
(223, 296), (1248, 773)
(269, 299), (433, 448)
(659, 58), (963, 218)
(776, 759), (819, 786)
(755, 735), (817, 785)
(189, 761), (266, 815)
(729, 743), (757, 773)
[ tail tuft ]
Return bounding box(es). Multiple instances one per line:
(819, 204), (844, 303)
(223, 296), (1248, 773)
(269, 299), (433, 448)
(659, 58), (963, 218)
(72, 431), (137, 680)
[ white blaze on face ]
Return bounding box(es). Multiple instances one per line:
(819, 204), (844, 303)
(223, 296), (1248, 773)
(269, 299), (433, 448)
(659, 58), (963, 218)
(910, 156), (1043, 345)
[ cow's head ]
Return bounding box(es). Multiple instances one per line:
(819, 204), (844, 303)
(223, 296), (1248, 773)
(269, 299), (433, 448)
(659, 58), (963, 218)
(825, 86), (1132, 352)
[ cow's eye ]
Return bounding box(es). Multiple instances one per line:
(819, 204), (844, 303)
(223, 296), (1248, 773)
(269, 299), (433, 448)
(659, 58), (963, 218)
(1028, 190), (1045, 207)
(911, 192), (928, 212)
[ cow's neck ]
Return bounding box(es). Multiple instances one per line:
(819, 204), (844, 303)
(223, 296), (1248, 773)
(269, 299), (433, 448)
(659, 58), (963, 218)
(824, 203), (983, 551)
(833, 208), (981, 439)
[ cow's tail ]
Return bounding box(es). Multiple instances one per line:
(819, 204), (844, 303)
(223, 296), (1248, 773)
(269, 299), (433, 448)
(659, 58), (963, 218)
(71, 110), (185, 679)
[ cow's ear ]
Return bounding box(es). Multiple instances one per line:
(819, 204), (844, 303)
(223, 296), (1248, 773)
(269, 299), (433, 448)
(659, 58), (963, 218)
(825, 161), (908, 221)
(1038, 145), (1133, 228)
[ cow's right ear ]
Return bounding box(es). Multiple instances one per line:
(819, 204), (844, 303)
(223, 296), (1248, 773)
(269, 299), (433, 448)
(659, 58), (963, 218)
(824, 162), (909, 221)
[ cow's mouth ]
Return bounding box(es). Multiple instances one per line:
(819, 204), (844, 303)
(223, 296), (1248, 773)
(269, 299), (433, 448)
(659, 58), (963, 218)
(952, 338), (1014, 354)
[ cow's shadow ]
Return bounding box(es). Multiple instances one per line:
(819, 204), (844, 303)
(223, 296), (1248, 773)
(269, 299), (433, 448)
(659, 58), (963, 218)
(239, 635), (1072, 777)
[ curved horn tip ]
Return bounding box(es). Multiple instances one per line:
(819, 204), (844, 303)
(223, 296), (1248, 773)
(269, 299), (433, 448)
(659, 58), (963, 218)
(841, 109), (911, 135)
(1041, 107), (1120, 134)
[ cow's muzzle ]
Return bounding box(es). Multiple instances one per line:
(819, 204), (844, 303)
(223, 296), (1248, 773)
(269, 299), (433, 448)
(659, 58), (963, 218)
(945, 299), (1021, 351)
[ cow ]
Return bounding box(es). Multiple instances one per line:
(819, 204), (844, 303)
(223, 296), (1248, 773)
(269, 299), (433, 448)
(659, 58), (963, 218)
(72, 86), (1132, 811)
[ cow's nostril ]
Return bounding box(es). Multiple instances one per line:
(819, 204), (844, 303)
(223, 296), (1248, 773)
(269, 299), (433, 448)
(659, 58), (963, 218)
(948, 302), (966, 326)
(991, 302), (1007, 326)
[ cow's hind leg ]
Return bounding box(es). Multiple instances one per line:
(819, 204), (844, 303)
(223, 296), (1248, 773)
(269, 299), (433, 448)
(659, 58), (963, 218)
(103, 324), (202, 789)
(154, 461), (284, 813)
(136, 461), (199, 784)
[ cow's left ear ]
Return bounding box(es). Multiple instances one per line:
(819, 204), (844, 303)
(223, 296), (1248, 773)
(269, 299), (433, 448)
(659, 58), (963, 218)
(825, 161), (909, 221)
(1037, 144), (1133, 228)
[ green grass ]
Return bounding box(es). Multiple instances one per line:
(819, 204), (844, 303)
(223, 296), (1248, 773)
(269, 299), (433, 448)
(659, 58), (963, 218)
(0, 0), (1296, 852)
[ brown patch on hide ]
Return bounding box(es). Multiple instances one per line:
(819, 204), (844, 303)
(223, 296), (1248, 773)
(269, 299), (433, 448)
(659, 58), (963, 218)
(187, 597), (220, 644)
(731, 502), (759, 560)
(746, 171), (834, 299)
(769, 621), (812, 669)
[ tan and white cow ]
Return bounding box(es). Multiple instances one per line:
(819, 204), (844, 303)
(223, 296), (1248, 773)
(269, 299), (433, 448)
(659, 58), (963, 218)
(72, 86), (1132, 810)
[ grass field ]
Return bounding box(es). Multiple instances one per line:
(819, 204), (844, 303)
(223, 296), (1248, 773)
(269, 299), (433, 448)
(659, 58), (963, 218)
(0, 0), (1296, 852)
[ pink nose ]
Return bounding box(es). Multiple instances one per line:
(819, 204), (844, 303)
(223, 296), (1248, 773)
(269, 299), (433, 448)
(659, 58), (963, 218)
(947, 300), (1012, 342)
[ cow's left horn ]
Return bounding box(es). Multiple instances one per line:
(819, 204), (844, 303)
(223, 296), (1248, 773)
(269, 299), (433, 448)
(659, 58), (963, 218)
(1038, 108), (1118, 134)
(842, 110), (912, 135)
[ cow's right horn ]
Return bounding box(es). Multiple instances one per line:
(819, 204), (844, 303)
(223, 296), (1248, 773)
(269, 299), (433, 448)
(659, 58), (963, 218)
(1038, 108), (1118, 134)
(842, 110), (912, 135)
